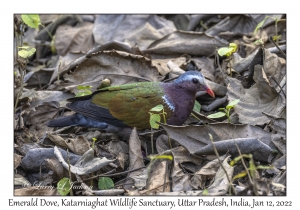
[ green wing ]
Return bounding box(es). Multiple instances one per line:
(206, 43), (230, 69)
(92, 82), (171, 129)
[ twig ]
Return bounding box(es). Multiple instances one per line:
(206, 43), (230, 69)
(271, 77), (286, 98)
(36, 73), (42, 89)
(151, 127), (154, 154)
(269, 36), (286, 58)
(67, 149), (73, 196)
(208, 134), (236, 195)
(214, 49), (227, 85)
(234, 141), (253, 184)
(39, 159), (47, 181)
(83, 166), (146, 181)
(248, 155), (259, 196)
(163, 161), (169, 192)
(14, 59), (28, 115)
(139, 181), (171, 195)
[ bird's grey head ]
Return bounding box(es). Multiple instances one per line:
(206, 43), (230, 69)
(174, 71), (215, 97)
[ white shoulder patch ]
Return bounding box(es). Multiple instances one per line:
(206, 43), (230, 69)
(162, 95), (175, 111)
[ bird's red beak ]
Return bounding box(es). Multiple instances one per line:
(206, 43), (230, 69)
(206, 88), (215, 98)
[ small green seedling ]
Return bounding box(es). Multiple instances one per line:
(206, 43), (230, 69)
(148, 104), (167, 129)
(229, 153), (274, 195)
(253, 38), (264, 46)
(18, 46), (36, 59)
(149, 104), (170, 153)
(92, 137), (97, 150)
(193, 100), (201, 112)
(253, 15), (285, 45)
(21, 14), (41, 29)
(207, 99), (239, 123)
(218, 43), (238, 57)
(76, 85), (93, 97)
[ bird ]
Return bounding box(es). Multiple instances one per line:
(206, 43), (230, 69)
(47, 71), (215, 130)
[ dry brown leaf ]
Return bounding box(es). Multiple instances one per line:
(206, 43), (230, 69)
(14, 153), (23, 170)
(204, 156), (234, 195)
(14, 174), (31, 187)
(227, 65), (286, 125)
(157, 156), (234, 196)
(28, 91), (74, 109)
(161, 123), (274, 162)
(65, 135), (91, 155)
(192, 57), (215, 81)
(14, 186), (59, 196)
(46, 157), (65, 179)
(26, 102), (60, 138)
(190, 156), (226, 189)
(55, 22), (94, 56)
(140, 161), (171, 195)
(47, 133), (68, 149)
(205, 15), (257, 36)
(155, 134), (180, 154)
(60, 50), (160, 94)
(170, 147), (204, 192)
(124, 128), (145, 192)
(54, 146), (114, 175)
(144, 31), (228, 56)
(93, 15), (176, 50)
(21, 147), (80, 172)
(152, 56), (187, 76)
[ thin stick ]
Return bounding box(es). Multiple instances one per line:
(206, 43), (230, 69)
(234, 141), (253, 184)
(67, 149), (73, 196)
(214, 49), (227, 85)
(163, 161), (169, 192)
(208, 134), (236, 195)
(151, 127), (154, 154)
(139, 181), (171, 195)
(14, 59), (28, 115)
(269, 36), (286, 58)
(271, 77), (286, 98)
(83, 166), (146, 181)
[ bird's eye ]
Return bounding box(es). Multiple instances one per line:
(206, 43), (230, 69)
(192, 78), (199, 84)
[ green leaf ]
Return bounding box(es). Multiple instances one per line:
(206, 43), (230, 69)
(98, 177), (114, 190)
(77, 85), (93, 90)
(202, 189), (209, 195)
(57, 177), (71, 196)
(149, 104), (164, 112)
(76, 86), (93, 97)
(50, 35), (56, 54)
(218, 43), (237, 57)
(193, 100), (201, 112)
(149, 155), (173, 161)
(149, 114), (161, 129)
(21, 14), (41, 29)
(18, 47), (36, 58)
(226, 99), (240, 109)
(233, 171), (247, 180)
(207, 112), (226, 119)
(76, 90), (93, 97)
(253, 16), (268, 34)
(254, 38), (264, 45)
(272, 35), (281, 41)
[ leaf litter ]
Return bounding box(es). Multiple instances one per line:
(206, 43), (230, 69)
(14, 14), (286, 196)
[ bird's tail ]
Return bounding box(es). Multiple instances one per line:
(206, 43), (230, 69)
(47, 113), (108, 129)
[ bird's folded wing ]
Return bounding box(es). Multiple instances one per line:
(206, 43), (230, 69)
(67, 100), (129, 127)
